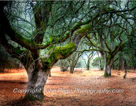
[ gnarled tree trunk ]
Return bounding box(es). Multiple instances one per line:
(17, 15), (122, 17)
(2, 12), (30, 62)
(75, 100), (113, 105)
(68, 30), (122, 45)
(21, 54), (50, 101)
(25, 68), (49, 101)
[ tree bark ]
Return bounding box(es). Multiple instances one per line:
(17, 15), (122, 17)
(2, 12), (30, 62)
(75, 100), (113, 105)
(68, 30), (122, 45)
(103, 53), (112, 77)
(118, 53), (124, 70)
(21, 55), (50, 101)
(99, 59), (104, 70)
(61, 66), (68, 72)
(123, 59), (127, 79)
(70, 63), (75, 73)
(67, 52), (82, 73)
(49, 71), (51, 77)
(25, 67), (49, 101)
(87, 57), (91, 70)
(104, 64), (111, 77)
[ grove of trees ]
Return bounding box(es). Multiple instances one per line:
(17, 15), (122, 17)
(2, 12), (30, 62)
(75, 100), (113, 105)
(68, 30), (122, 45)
(0, 1), (136, 101)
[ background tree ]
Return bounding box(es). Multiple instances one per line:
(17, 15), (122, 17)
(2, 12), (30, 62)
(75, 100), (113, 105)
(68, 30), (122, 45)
(84, 1), (135, 77)
(67, 52), (82, 73)
(55, 59), (69, 72)
(92, 56), (104, 70)
(82, 51), (94, 70)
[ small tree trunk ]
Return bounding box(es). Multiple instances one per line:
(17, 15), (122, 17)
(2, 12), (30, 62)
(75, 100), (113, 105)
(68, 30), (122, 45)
(99, 60), (104, 70)
(104, 64), (111, 77)
(69, 60), (76, 74)
(61, 66), (68, 72)
(87, 64), (89, 70)
(100, 65), (104, 70)
(123, 60), (127, 79)
(25, 67), (49, 101)
(118, 53), (124, 70)
(70, 64), (74, 73)
(87, 58), (91, 70)
(49, 70), (51, 77)
(2, 63), (5, 72)
(123, 68), (127, 79)
(69, 62), (76, 74)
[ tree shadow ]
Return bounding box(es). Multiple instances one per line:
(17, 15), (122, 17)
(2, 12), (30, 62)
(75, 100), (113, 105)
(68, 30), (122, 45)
(6, 98), (43, 106)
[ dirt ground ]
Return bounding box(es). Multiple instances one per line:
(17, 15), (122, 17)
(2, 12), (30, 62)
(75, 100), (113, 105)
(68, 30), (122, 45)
(0, 67), (136, 106)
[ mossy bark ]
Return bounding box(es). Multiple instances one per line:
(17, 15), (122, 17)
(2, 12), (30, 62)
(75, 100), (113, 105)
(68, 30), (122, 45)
(24, 40), (84, 101)
(45, 42), (76, 65)
(24, 42), (77, 101)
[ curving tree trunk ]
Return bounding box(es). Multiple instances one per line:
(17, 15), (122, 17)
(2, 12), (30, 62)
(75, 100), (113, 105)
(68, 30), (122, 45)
(21, 22), (89, 101)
